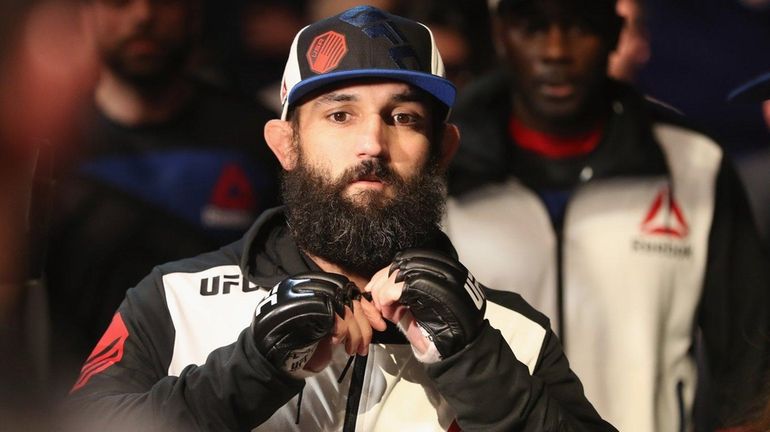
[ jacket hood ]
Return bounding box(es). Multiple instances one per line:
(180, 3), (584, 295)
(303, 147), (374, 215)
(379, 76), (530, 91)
(239, 206), (320, 289)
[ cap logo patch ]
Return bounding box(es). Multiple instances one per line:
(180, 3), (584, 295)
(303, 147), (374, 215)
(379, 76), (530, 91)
(306, 31), (348, 74)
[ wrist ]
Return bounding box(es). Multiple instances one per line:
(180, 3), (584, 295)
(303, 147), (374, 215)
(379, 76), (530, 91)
(396, 314), (442, 363)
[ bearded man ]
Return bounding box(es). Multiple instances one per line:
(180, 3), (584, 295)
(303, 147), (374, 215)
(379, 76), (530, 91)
(66, 6), (615, 431)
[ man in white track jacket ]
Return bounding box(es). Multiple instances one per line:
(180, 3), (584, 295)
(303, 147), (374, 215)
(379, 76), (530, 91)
(444, 0), (770, 430)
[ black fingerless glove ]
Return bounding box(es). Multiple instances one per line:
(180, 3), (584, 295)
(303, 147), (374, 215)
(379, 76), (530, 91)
(251, 273), (354, 375)
(390, 249), (486, 359)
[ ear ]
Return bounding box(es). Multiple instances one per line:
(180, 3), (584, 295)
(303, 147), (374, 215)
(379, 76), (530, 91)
(437, 123), (460, 172)
(264, 119), (298, 170)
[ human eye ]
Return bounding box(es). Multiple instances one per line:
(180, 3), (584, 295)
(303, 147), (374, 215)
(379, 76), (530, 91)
(393, 112), (419, 125)
(327, 111), (350, 123)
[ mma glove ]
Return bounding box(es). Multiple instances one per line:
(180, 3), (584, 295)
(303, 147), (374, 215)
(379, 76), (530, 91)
(390, 249), (486, 360)
(251, 272), (354, 377)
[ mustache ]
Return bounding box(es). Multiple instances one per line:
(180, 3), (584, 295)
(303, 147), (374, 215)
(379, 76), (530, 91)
(337, 159), (398, 186)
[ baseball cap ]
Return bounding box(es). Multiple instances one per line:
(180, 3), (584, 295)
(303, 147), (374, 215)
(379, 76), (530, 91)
(727, 71), (770, 102)
(278, 5), (456, 120)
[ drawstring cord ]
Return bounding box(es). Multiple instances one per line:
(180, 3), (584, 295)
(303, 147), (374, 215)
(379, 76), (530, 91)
(295, 355), (356, 425)
(338, 355), (355, 384)
(295, 386), (303, 425)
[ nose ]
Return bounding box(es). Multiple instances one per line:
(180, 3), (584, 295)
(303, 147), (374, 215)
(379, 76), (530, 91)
(542, 24), (569, 63)
(355, 115), (387, 159)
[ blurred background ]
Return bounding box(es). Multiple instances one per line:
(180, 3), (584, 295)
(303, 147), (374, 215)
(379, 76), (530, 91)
(1, 0), (769, 429)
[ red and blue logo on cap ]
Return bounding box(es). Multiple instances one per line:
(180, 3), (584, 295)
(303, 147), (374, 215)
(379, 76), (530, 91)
(280, 5), (456, 120)
(306, 31), (348, 74)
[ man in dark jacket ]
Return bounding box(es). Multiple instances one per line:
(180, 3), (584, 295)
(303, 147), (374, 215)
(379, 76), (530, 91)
(46, 0), (280, 389)
(66, 5), (615, 432)
(444, 0), (770, 430)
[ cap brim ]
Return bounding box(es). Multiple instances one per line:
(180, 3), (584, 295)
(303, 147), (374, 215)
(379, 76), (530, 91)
(285, 69), (456, 113)
(728, 71), (770, 102)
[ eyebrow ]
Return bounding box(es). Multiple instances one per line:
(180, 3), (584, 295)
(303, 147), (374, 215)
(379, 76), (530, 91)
(391, 90), (429, 104)
(315, 93), (358, 105)
(313, 88), (428, 106)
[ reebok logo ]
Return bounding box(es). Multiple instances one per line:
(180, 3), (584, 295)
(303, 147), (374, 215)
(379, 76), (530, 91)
(640, 186), (689, 238)
(632, 186), (692, 258)
(202, 163), (256, 229)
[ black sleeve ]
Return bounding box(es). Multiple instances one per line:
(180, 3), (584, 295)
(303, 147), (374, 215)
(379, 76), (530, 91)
(699, 158), (770, 427)
(425, 320), (616, 432)
(66, 268), (304, 431)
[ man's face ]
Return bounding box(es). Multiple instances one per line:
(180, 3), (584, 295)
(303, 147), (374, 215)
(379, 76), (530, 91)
(499, 10), (614, 130)
(87, 0), (194, 86)
(280, 81), (448, 276)
(292, 81), (437, 205)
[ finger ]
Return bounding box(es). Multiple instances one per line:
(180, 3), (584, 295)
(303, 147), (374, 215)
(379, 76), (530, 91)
(364, 266), (391, 311)
(368, 268), (401, 313)
(360, 296), (387, 331)
(352, 300), (373, 355)
(331, 312), (348, 345)
(377, 270), (404, 309)
(343, 305), (362, 356)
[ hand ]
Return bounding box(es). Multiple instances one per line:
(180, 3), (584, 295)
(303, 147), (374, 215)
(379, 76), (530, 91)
(251, 273), (353, 377)
(304, 295), (385, 371)
(366, 249), (486, 361)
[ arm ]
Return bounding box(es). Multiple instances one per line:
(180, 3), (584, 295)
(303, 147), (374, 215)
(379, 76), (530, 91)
(367, 249), (616, 431)
(66, 268), (304, 432)
(67, 270), (374, 431)
(699, 159), (770, 428)
(426, 317), (614, 431)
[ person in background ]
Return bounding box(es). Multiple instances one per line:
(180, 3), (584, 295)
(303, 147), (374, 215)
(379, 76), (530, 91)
(1, 0), (98, 429)
(729, 71), (770, 249)
(608, 0), (649, 83)
(66, 6), (615, 431)
(444, 0), (770, 430)
(45, 0), (280, 391)
(402, 0), (497, 91)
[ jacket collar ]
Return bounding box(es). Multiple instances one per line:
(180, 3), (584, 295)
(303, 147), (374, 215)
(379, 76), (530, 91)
(450, 71), (670, 193)
(239, 206), (319, 289)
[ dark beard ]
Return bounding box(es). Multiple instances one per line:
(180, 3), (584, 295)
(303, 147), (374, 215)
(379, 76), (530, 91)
(282, 157), (446, 277)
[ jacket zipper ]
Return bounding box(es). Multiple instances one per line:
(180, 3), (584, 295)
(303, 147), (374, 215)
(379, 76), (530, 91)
(556, 225), (565, 345)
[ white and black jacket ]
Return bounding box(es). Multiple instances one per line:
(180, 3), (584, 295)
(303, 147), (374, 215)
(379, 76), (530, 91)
(444, 72), (770, 432)
(68, 207), (614, 431)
